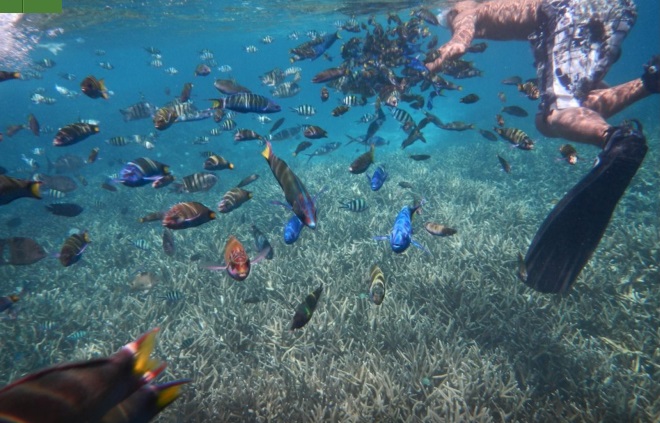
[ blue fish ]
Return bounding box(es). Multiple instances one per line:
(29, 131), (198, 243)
(368, 166), (387, 191)
(118, 158), (171, 187)
(404, 56), (428, 74)
(284, 214), (304, 244)
(374, 202), (428, 254)
(310, 32), (341, 60)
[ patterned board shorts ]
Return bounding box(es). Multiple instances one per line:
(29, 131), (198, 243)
(530, 0), (637, 115)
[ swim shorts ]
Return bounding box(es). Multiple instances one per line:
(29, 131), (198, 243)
(530, 0), (637, 115)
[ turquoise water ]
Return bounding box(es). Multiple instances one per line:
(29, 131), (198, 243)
(1, 1), (658, 421)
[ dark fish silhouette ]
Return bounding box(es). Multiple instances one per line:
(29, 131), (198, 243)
(36, 174), (78, 193)
(0, 237), (47, 266)
(162, 228), (175, 257)
(501, 105), (528, 117)
(497, 154), (511, 173)
(291, 284), (323, 330)
(237, 174), (259, 188)
(45, 203), (84, 217)
(0, 176), (42, 205)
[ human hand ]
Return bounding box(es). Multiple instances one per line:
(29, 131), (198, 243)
(425, 41), (467, 73)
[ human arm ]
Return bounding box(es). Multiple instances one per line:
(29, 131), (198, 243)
(426, 0), (542, 73)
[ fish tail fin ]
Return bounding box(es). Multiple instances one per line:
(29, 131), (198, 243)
(126, 328), (165, 383)
(261, 141), (273, 160)
(208, 98), (224, 109)
(154, 379), (191, 410)
(30, 181), (42, 199)
(99, 79), (109, 99)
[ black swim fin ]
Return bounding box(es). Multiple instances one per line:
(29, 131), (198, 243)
(520, 124), (647, 293)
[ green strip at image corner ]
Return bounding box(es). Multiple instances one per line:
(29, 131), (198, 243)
(23, 0), (62, 13)
(0, 0), (23, 13)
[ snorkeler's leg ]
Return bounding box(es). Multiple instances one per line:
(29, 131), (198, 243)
(583, 56), (659, 117)
(535, 107), (611, 148)
(521, 121), (647, 293)
(583, 78), (652, 119)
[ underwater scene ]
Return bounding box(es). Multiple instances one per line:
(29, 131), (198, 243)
(0, 0), (658, 421)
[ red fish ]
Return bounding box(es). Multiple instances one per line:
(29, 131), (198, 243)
(205, 235), (269, 281)
(0, 329), (187, 422)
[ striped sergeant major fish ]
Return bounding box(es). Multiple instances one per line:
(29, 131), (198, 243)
(160, 290), (185, 303)
(339, 198), (368, 212)
(271, 81), (301, 98)
(210, 92), (281, 114)
(130, 239), (150, 251)
(388, 106), (415, 130)
(119, 101), (157, 122)
(268, 125), (302, 142)
(289, 104), (316, 117)
(373, 200), (429, 254)
(119, 100), (157, 122)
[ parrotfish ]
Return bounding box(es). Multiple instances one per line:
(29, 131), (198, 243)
(374, 201), (428, 254)
(283, 214), (305, 244)
(367, 166), (387, 191)
(262, 141), (317, 229)
(0, 175), (41, 205)
(0, 328), (187, 423)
